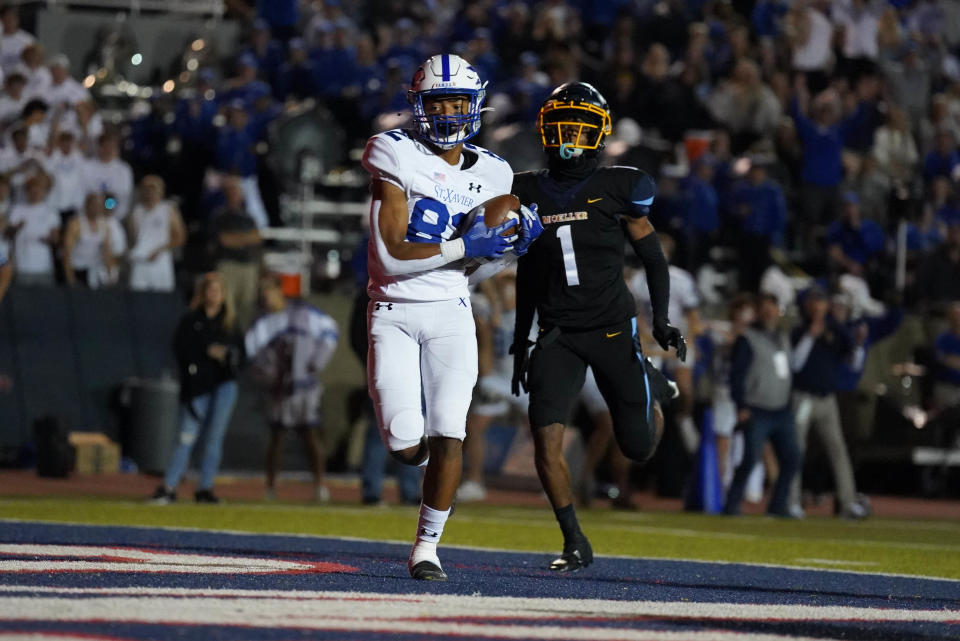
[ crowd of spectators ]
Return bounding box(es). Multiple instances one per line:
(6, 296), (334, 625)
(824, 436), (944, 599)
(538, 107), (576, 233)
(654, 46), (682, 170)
(0, 0), (959, 500)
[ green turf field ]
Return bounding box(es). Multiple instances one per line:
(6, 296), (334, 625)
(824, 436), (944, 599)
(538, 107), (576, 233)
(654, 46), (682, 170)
(1, 497), (958, 580)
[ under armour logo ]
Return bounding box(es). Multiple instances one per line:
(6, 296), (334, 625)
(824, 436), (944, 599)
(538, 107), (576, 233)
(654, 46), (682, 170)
(420, 528), (439, 538)
(375, 302), (393, 310)
(468, 182), (481, 193)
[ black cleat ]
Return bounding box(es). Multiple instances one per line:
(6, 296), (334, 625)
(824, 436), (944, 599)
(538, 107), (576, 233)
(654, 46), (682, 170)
(549, 536), (593, 573)
(409, 560), (448, 581)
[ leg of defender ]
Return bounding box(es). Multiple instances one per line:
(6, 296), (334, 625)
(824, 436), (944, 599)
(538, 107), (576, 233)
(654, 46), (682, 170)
(527, 330), (592, 572)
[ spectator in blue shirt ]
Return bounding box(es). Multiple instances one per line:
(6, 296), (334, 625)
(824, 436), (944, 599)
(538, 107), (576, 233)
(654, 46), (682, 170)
(239, 19), (285, 87)
(923, 130), (960, 183)
(730, 159), (787, 291)
(683, 154), (719, 268)
(831, 292), (903, 449)
(752, 0), (789, 39)
(173, 69), (219, 146)
(274, 38), (316, 101)
(463, 28), (501, 85)
(312, 22), (356, 97)
(246, 82), (282, 143)
(215, 100), (269, 229)
(790, 80), (866, 232)
(789, 287), (866, 519)
(257, 0), (298, 42)
(827, 191), (886, 280)
(223, 53), (261, 106)
(379, 18), (421, 82)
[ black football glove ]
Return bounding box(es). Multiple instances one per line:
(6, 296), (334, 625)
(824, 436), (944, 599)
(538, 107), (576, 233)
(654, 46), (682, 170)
(510, 340), (532, 396)
(653, 318), (687, 362)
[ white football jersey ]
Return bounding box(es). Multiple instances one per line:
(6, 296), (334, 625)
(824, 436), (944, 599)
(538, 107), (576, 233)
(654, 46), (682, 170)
(362, 129), (514, 303)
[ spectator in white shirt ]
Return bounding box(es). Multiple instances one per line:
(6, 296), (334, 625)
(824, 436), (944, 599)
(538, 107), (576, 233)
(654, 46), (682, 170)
(127, 175), (185, 292)
(16, 43), (50, 100)
(0, 124), (44, 199)
(787, 0), (835, 93)
(60, 99), (104, 155)
(0, 5), (33, 73)
(0, 71), (25, 129)
(83, 131), (133, 220)
(20, 98), (49, 151)
(44, 54), (88, 110)
(833, 0), (882, 76)
(5, 172), (58, 286)
(62, 191), (125, 288)
(44, 128), (87, 218)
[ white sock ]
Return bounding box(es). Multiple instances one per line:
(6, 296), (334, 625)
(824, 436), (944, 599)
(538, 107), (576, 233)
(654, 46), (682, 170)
(409, 503), (450, 567)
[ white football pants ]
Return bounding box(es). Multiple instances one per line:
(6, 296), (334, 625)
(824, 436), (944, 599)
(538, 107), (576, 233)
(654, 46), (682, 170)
(367, 298), (478, 451)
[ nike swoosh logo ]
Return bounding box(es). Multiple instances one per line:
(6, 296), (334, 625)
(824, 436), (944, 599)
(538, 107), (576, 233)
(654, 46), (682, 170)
(605, 331), (622, 338)
(587, 198), (603, 204)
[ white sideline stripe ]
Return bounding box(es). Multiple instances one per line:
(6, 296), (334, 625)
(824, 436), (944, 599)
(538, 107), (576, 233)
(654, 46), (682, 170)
(795, 558), (881, 567)
(0, 544), (319, 574)
(0, 623), (825, 641)
(0, 586), (958, 623)
(2, 517), (959, 584)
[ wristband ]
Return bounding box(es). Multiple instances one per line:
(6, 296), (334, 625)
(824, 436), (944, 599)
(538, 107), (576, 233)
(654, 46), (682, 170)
(440, 238), (465, 262)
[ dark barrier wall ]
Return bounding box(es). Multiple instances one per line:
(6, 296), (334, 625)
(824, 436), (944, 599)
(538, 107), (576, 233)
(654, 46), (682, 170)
(0, 287), (184, 448)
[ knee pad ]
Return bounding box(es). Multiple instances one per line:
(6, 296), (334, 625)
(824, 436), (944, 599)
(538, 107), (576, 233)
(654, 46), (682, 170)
(382, 407), (425, 452)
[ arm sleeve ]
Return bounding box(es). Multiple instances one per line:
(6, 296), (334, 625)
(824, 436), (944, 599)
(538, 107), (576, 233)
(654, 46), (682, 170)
(630, 233), (670, 324)
(513, 253), (537, 346)
(729, 335), (753, 410)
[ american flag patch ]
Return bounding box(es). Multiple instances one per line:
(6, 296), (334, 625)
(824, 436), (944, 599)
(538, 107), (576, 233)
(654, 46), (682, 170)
(433, 172), (446, 182)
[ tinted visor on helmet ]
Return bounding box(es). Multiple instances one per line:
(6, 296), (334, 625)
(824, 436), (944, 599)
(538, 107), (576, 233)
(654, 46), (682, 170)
(410, 89), (484, 147)
(538, 101), (612, 151)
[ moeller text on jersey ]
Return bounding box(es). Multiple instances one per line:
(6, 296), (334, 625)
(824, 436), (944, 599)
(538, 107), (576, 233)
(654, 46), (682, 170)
(540, 211), (589, 225)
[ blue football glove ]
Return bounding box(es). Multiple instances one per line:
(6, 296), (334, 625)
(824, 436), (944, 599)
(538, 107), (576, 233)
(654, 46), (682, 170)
(462, 213), (517, 259)
(515, 203), (543, 256)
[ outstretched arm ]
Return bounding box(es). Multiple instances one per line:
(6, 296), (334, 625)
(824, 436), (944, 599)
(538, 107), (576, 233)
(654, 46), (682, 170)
(626, 217), (686, 361)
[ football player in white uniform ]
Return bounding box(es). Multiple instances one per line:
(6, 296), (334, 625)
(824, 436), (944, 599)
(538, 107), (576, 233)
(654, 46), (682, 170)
(361, 54), (542, 580)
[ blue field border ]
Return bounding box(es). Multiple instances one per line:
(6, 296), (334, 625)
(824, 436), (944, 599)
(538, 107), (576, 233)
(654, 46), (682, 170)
(1, 519), (957, 611)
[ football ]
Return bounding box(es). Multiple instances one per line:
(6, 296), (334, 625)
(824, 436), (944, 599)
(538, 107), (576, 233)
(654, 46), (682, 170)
(463, 194), (521, 237)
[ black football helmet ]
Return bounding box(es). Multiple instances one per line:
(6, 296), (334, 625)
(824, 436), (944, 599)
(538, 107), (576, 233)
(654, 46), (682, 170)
(537, 82), (612, 159)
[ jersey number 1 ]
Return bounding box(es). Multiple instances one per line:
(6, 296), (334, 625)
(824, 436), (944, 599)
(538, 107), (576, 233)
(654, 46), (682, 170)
(557, 225), (580, 286)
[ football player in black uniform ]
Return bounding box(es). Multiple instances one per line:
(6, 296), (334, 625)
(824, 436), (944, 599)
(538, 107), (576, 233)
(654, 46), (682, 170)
(511, 82), (687, 572)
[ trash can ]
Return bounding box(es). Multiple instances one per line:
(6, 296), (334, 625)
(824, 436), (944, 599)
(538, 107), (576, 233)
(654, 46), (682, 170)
(124, 377), (180, 474)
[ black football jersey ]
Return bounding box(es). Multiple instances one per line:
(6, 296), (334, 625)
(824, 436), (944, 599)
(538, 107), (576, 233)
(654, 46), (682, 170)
(513, 166), (656, 330)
